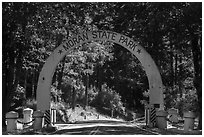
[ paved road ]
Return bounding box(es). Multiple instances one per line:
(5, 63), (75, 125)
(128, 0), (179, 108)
(51, 120), (157, 135)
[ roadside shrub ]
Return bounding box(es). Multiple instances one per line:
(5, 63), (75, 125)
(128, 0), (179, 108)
(11, 84), (26, 110)
(51, 86), (63, 102)
(175, 92), (198, 117)
(90, 84), (125, 117)
(51, 101), (69, 123)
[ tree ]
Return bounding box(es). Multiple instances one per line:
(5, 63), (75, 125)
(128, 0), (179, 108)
(183, 3), (202, 129)
(2, 2), (201, 128)
(2, 2), (39, 126)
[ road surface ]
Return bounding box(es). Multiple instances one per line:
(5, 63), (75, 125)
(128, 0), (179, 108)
(51, 120), (158, 135)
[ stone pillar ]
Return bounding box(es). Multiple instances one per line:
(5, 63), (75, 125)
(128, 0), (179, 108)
(23, 108), (33, 125)
(184, 111), (196, 132)
(33, 110), (44, 130)
(156, 110), (168, 129)
(6, 111), (19, 132)
(168, 108), (179, 123)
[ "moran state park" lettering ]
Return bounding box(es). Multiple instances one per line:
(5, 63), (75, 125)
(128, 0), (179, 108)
(62, 30), (138, 52)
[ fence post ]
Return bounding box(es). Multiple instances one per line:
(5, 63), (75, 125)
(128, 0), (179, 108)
(6, 111), (18, 132)
(33, 110), (44, 130)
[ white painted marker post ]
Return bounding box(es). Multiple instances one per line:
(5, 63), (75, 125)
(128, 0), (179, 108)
(23, 108), (33, 126)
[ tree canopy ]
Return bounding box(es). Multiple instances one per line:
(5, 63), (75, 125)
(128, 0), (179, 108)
(2, 2), (202, 129)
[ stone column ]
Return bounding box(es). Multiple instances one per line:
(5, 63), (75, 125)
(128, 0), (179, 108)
(6, 111), (19, 132)
(184, 111), (196, 132)
(33, 110), (44, 130)
(156, 110), (168, 129)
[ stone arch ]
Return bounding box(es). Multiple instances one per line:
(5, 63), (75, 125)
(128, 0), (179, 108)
(36, 30), (164, 112)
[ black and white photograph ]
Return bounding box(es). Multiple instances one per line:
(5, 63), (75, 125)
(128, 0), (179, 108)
(1, 1), (202, 135)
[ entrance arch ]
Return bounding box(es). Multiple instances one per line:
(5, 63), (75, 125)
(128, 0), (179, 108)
(36, 30), (164, 112)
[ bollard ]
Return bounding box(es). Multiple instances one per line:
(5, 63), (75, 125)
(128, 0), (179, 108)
(156, 110), (168, 129)
(23, 108), (33, 126)
(183, 111), (196, 132)
(6, 111), (19, 132)
(33, 110), (44, 130)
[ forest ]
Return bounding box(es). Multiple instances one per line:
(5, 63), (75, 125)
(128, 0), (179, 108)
(2, 2), (202, 129)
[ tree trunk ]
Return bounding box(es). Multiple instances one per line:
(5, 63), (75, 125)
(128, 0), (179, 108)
(2, 55), (9, 127)
(3, 55), (15, 126)
(98, 65), (102, 92)
(174, 53), (178, 86)
(9, 50), (23, 110)
(24, 69), (28, 98)
(170, 45), (174, 86)
(32, 68), (35, 98)
(191, 35), (202, 130)
(72, 86), (76, 111)
(84, 74), (89, 110)
(57, 57), (66, 89)
(170, 45), (174, 94)
(179, 55), (183, 98)
(96, 64), (102, 92)
(3, 49), (21, 126)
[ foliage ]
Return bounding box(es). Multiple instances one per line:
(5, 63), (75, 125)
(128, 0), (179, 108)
(24, 98), (37, 111)
(51, 85), (63, 102)
(2, 2), (202, 128)
(9, 84), (26, 111)
(103, 45), (148, 109)
(87, 86), (98, 104)
(51, 101), (70, 123)
(91, 84), (125, 116)
(176, 90), (198, 114)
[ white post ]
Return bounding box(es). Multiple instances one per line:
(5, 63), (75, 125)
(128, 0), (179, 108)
(184, 111), (196, 132)
(156, 110), (168, 129)
(6, 111), (19, 132)
(23, 108), (33, 126)
(51, 109), (56, 125)
(33, 110), (44, 130)
(145, 104), (153, 126)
